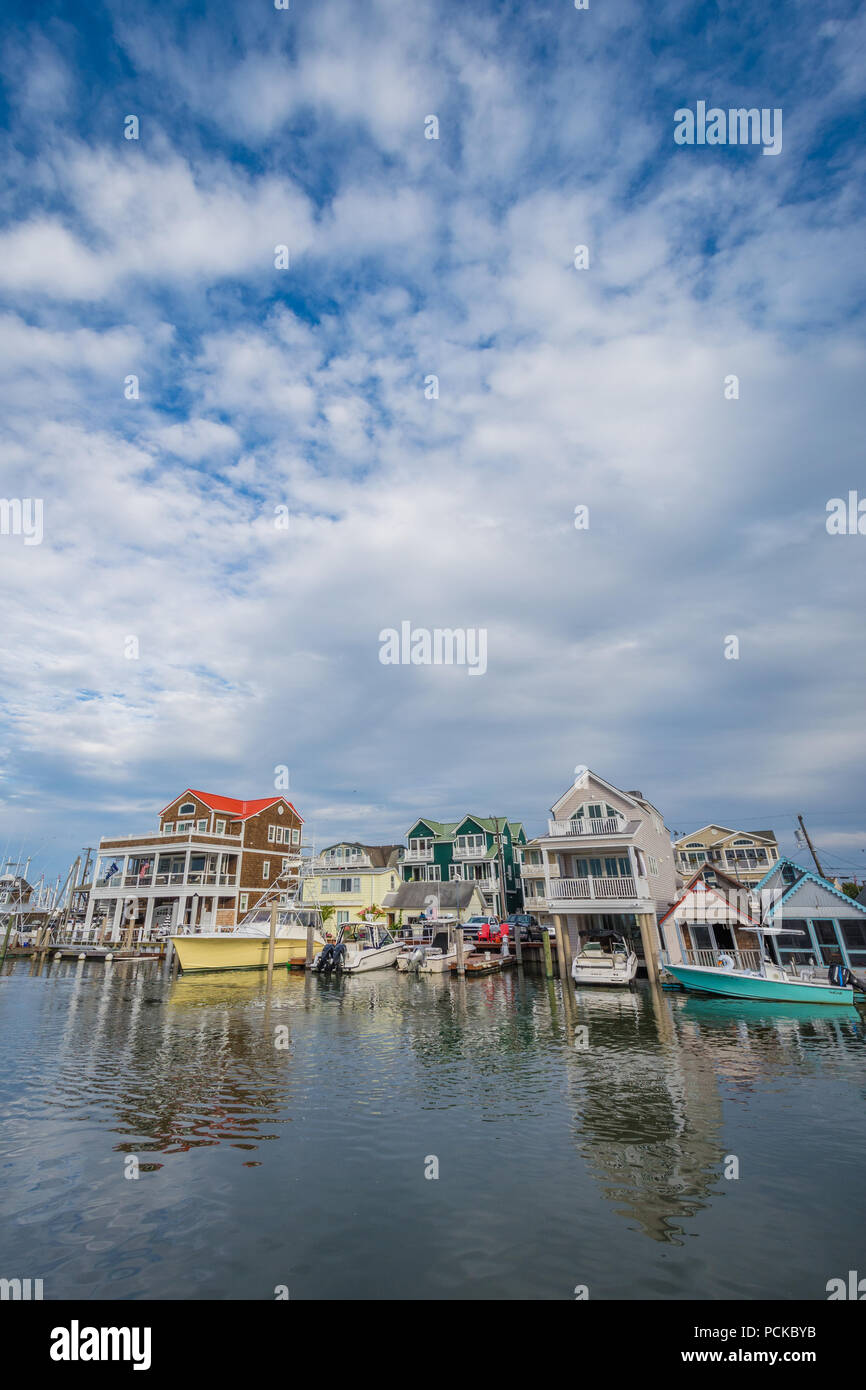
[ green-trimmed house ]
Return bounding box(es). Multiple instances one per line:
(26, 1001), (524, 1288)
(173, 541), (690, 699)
(400, 814), (527, 917)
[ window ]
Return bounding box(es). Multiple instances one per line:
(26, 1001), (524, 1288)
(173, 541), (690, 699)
(291, 828), (300, 845)
(177, 822), (192, 832)
(197, 819), (207, 831)
(163, 823), (174, 834)
(216, 820), (225, 834)
(427, 865), (441, 881)
(268, 825), (276, 843)
(733, 838), (753, 846)
(282, 858), (289, 871)
(647, 855), (659, 876)
(456, 833), (485, 854)
(263, 862), (270, 880)
(239, 893), (248, 913)
(179, 802), (196, 816)
(685, 842), (704, 849)
(337, 910), (349, 924)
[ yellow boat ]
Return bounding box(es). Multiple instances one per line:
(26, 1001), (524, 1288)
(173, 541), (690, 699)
(171, 906), (325, 973)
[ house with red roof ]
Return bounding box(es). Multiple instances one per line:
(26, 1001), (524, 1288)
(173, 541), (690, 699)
(82, 788), (304, 941)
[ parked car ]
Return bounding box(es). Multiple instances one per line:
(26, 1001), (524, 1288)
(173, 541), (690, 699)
(502, 913), (545, 942)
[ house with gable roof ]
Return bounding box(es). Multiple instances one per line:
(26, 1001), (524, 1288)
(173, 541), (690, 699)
(83, 788), (304, 940)
(753, 856), (866, 979)
(673, 824), (779, 885)
(658, 864), (763, 969)
(400, 813), (527, 916)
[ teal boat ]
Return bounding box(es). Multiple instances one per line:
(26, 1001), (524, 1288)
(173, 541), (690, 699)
(664, 960), (854, 1006)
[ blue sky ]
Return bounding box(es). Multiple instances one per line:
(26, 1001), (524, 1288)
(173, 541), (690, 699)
(1, 0), (865, 885)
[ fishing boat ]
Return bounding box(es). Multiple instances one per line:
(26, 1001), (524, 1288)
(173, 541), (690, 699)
(571, 930), (638, 987)
(171, 906), (324, 974)
(312, 920), (402, 974)
(662, 924), (855, 1005)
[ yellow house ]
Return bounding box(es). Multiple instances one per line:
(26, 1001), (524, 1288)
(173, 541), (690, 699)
(301, 843), (404, 926)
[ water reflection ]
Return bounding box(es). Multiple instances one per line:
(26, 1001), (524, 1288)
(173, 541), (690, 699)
(1, 956), (864, 1298)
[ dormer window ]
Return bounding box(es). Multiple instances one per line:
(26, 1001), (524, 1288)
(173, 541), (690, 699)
(179, 802), (196, 816)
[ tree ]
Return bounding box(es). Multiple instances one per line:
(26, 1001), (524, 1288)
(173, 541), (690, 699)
(841, 882), (862, 900)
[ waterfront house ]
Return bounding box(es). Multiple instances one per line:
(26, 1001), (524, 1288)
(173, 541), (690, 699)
(658, 865), (763, 969)
(401, 815), (527, 916)
(525, 767), (677, 977)
(83, 789), (304, 941)
(301, 842), (403, 927)
(673, 825), (779, 885)
(754, 857), (866, 979)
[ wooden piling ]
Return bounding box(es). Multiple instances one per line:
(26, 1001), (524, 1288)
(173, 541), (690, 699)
(541, 926), (554, 979)
(305, 922), (315, 968)
(455, 926), (465, 976)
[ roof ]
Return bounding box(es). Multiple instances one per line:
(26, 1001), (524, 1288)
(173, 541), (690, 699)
(659, 866), (759, 928)
(160, 789), (303, 822)
(758, 859), (866, 920)
(382, 881), (486, 911)
(408, 814), (524, 839)
(674, 825), (778, 846)
(550, 768), (665, 821)
(319, 843), (403, 868)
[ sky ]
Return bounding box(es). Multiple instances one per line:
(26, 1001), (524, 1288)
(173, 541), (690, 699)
(0, 0), (865, 887)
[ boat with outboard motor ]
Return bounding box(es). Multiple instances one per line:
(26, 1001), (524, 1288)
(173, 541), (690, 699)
(312, 920), (402, 974)
(571, 930), (638, 987)
(171, 905), (325, 973)
(662, 923), (855, 1005)
(396, 918), (463, 973)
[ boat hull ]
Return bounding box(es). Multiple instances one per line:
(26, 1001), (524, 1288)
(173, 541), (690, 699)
(341, 942), (403, 973)
(572, 952), (638, 987)
(171, 933), (323, 973)
(665, 963), (854, 1005)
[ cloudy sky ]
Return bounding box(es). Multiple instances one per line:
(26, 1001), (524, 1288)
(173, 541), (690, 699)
(1, 0), (865, 885)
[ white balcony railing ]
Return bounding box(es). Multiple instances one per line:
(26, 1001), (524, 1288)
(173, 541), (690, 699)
(549, 875), (637, 901)
(453, 843), (487, 859)
(547, 816), (627, 837)
(405, 845), (434, 861)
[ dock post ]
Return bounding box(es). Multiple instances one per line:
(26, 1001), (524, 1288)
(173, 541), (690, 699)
(541, 926), (554, 979)
(305, 923), (315, 969)
(553, 914), (571, 982)
(456, 926), (465, 976)
(638, 912), (659, 984)
(267, 903), (277, 981)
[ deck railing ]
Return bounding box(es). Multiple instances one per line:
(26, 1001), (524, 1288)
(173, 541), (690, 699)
(679, 947), (763, 972)
(549, 875), (637, 901)
(548, 816), (627, 837)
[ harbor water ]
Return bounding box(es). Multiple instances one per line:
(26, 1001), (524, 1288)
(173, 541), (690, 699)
(1, 957), (864, 1300)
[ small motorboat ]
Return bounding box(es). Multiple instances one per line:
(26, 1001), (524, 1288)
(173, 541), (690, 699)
(397, 923), (466, 974)
(571, 931), (638, 987)
(312, 920), (402, 974)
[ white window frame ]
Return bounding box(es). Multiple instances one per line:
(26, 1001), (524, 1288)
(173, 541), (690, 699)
(215, 820), (225, 834)
(268, 825), (276, 843)
(178, 802), (196, 816)
(163, 823), (174, 835)
(239, 893), (248, 913)
(291, 828), (300, 845)
(263, 861), (270, 880)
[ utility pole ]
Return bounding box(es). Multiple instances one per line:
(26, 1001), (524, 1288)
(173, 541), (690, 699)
(797, 815), (825, 878)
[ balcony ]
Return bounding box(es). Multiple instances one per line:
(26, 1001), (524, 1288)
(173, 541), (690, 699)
(549, 875), (637, 901)
(453, 842), (487, 860)
(405, 844), (434, 862)
(548, 816), (628, 837)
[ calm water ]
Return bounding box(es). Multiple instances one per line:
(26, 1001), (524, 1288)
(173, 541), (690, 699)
(1, 957), (864, 1300)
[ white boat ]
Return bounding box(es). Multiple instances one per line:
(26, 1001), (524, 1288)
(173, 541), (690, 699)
(571, 932), (638, 987)
(313, 920), (402, 974)
(397, 922), (464, 974)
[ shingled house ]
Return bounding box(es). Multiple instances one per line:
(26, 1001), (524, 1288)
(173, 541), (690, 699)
(400, 814), (527, 916)
(83, 789), (304, 940)
(301, 842), (404, 927)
